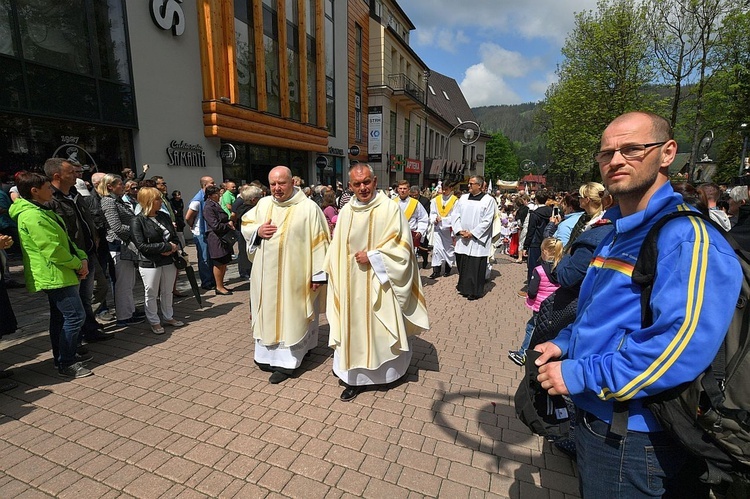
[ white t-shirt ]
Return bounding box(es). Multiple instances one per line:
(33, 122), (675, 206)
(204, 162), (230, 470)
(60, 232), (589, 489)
(188, 199), (201, 236)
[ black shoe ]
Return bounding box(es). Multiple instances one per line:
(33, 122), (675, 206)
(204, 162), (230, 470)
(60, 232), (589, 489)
(76, 346), (89, 356)
(4, 279), (25, 289)
(116, 316), (145, 326)
(59, 362), (93, 378)
(340, 385), (363, 402)
(0, 379), (17, 392)
(133, 310), (146, 319)
(216, 289), (233, 296)
(84, 331), (115, 342)
(443, 266), (452, 277)
(201, 284), (216, 291)
(0, 370), (13, 379)
(269, 371), (290, 384)
(428, 267), (441, 279)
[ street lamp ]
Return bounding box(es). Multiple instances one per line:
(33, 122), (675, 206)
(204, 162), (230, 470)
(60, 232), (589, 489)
(739, 123), (749, 177)
(440, 120), (481, 180)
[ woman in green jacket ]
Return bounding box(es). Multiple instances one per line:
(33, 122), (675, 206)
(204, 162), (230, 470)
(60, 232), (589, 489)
(9, 172), (93, 379)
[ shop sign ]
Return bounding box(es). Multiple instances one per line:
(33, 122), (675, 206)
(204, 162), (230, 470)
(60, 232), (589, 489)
(368, 108), (382, 155)
(167, 140), (206, 167)
(219, 143), (237, 164)
(349, 145), (360, 157)
(315, 156), (329, 168)
(328, 146), (344, 156)
(150, 0), (185, 36)
(405, 159), (422, 174)
(476, 154), (484, 162)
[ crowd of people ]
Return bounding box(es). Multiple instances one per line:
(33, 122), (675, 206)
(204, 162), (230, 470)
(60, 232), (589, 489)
(2, 110), (750, 496)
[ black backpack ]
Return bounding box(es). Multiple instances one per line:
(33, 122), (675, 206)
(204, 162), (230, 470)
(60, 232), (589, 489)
(514, 350), (571, 439)
(625, 210), (750, 485)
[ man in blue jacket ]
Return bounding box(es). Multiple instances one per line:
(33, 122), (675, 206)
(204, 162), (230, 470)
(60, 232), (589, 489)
(535, 111), (742, 497)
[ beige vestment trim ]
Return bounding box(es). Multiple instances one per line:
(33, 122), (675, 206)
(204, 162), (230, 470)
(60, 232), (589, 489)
(241, 188), (330, 347)
(325, 192), (430, 371)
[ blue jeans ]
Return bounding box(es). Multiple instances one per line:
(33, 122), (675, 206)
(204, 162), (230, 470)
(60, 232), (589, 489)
(520, 314), (536, 351)
(194, 233), (215, 288)
(576, 411), (686, 498)
(45, 284), (85, 368)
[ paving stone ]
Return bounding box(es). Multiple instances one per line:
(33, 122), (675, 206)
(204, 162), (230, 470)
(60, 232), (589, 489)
(0, 254), (579, 497)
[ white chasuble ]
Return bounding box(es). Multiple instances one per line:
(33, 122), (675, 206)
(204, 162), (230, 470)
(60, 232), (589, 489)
(241, 188), (330, 348)
(325, 192), (430, 373)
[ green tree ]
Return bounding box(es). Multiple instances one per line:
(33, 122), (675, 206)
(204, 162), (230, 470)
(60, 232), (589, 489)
(484, 132), (519, 181)
(702, 6), (750, 182)
(540, 0), (657, 186)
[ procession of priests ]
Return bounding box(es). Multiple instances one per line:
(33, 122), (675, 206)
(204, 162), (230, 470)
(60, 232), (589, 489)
(240, 165), (504, 401)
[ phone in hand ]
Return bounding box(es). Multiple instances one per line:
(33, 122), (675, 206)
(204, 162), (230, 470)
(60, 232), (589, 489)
(552, 206), (560, 218)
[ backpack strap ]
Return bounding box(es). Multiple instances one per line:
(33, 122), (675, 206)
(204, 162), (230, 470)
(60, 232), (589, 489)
(614, 210), (728, 437)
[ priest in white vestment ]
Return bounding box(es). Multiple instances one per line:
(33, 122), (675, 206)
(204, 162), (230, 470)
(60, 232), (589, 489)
(325, 165), (430, 401)
(241, 166), (330, 384)
(453, 175), (496, 300)
(428, 180), (458, 279)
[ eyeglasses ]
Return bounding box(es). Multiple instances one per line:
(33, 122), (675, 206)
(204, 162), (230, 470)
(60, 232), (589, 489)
(594, 142), (667, 165)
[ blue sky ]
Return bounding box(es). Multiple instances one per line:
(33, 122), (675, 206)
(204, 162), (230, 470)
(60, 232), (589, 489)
(398, 0), (599, 107)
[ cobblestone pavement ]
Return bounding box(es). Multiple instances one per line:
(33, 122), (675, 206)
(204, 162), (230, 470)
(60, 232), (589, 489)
(0, 247), (579, 498)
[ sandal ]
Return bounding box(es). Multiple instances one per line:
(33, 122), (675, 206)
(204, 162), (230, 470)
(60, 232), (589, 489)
(150, 323), (165, 335)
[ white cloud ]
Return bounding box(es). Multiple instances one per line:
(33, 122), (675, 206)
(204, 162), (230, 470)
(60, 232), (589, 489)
(400, 0), (599, 45)
(415, 28), (470, 54)
(478, 43), (542, 78)
(459, 63), (523, 107)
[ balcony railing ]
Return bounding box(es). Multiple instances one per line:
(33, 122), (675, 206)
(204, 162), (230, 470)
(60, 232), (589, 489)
(387, 73), (425, 104)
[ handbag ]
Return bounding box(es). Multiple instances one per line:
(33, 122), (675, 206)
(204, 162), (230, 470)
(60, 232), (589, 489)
(219, 230), (238, 247)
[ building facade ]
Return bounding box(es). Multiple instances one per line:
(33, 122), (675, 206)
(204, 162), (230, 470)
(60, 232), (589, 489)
(0, 0), (481, 199)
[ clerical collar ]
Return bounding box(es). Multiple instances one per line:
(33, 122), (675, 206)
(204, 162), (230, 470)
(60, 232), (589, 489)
(468, 192), (486, 201)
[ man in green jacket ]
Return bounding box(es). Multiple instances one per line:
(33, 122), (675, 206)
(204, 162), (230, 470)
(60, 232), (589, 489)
(10, 172), (93, 379)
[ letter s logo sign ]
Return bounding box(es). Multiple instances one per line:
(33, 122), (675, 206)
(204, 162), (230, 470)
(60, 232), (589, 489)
(150, 0), (185, 37)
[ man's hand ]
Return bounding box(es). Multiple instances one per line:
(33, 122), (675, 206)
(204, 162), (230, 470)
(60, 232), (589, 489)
(258, 220), (277, 239)
(460, 230), (472, 239)
(435, 215), (442, 223)
(228, 221), (235, 230)
(537, 361), (569, 396)
(533, 342), (568, 395)
(534, 341), (562, 365)
(354, 251), (369, 265)
(142, 164), (150, 173)
(77, 259), (89, 280)
(0, 234), (13, 250)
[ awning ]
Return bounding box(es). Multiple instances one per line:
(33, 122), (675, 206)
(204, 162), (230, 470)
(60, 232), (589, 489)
(428, 158), (445, 177)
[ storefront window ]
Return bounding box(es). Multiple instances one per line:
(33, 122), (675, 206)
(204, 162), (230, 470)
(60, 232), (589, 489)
(286, 0), (300, 121)
(0, 112), (133, 176)
(0, 0), (135, 127)
(324, 0), (334, 135)
(262, 0), (280, 115)
(18, 0), (93, 75)
(0, 0), (16, 56)
(235, 0), (257, 109)
(94, 0), (130, 83)
(305, 0), (316, 125)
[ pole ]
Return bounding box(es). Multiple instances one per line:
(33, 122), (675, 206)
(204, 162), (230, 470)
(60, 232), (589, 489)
(740, 134), (749, 178)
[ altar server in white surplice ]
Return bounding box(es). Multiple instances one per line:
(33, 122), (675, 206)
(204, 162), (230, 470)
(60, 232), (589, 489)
(428, 180), (458, 279)
(241, 166), (330, 384)
(325, 164), (430, 402)
(453, 175), (496, 301)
